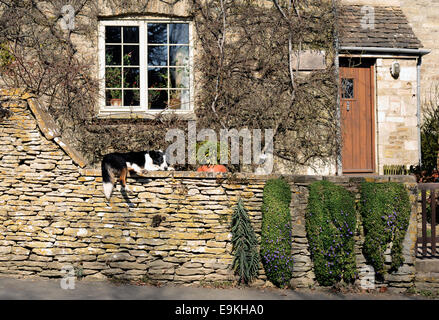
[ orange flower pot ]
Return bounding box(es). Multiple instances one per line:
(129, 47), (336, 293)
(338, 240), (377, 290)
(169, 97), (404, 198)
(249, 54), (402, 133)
(197, 165), (228, 173)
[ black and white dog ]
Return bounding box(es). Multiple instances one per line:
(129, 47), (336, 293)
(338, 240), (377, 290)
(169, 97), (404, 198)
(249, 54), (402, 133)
(101, 150), (173, 200)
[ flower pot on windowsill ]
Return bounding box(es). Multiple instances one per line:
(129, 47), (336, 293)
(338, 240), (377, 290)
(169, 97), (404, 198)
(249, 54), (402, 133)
(197, 164), (228, 173)
(110, 98), (122, 107)
(168, 98), (181, 110)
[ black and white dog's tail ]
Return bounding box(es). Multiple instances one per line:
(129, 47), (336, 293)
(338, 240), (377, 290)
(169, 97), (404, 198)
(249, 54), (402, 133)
(101, 161), (114, 200)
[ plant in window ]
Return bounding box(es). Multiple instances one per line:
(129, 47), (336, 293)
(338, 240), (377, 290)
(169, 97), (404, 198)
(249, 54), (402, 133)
(168, 91), (181, 110)
(109, 91), (122, 106)
(105, 66), (122, 106)
(123, 52), (132, 65)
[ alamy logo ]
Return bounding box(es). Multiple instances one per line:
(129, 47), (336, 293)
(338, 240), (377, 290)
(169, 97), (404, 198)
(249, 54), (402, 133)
(360, 6), (375, 30)
(166, 121), (274, 174)
(359, 265), (375, 290)
(60, 5), (75, 31)
(60, 264), (75, 290)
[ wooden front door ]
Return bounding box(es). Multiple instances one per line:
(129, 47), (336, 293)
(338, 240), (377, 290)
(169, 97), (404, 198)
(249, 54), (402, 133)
(340, 61), (375, 174)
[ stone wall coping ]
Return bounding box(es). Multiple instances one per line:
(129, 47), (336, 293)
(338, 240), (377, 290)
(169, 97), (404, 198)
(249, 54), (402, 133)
(1, 90), (88, 168)
(79, 168), (417, 183)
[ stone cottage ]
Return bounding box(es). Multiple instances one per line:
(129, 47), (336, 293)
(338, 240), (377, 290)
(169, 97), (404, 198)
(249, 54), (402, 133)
(336, 2), (430, 176)
(0, 0), (431, 176)
(0, 0), (424, 289)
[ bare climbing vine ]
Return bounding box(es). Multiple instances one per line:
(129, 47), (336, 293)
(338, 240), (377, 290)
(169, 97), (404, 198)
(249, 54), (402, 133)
(0, 0), (340, 172)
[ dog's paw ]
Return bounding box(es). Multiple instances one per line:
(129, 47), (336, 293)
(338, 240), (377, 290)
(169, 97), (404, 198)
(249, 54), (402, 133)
(140, 169), (149, 175)
(167, 167), (175, 171)
(123, 185), (133, 193)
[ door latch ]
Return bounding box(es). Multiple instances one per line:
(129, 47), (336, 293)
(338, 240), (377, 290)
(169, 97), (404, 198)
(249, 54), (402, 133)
(346, 101), (350, 112)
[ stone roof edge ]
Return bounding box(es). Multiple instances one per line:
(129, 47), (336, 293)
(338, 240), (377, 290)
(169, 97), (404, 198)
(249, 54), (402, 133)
(338, 4), (424, 50)
(0, 89), (88, 168)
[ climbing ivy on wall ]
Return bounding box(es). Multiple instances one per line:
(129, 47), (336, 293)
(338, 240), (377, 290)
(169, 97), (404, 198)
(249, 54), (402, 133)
(359, 182), (411, 277)
(260, 178), (293, 288)
(306, 180), (357, 287)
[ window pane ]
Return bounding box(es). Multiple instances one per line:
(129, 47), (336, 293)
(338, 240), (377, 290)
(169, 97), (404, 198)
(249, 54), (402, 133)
(168, 90), (182, 110)
(124, 90), (140, 106)
(169, 24), (189, 44)
(105, 67), (122, 88)
(106, 45), (121, 65)
(148, 90), (168, 110)
(148, 23), (167, 44)
(170, 67), (189, 88)
(106, 26), (121, 43)
(148, 45), (167, 66)
(123, 45), (139, 66)
(170, 46), (189, 66)
(148, 67), (168, 88)
(106, 90), (122, 106)
(342, 78), (354, 99)
(168, 90), (189, 110)
(124, 68), (140, 88)
(180, 90), (190, 110)
(123, 26), (139, 43)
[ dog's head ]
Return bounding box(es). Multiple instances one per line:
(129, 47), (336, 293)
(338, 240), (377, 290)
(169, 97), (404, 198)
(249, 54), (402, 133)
(148, 150), (174, 171)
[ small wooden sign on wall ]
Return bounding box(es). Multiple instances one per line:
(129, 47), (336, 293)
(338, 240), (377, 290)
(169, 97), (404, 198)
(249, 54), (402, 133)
(291, 50), (326, 71)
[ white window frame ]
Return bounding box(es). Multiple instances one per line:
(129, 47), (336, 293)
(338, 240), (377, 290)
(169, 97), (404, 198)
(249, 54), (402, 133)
(98, 19), (194, 116)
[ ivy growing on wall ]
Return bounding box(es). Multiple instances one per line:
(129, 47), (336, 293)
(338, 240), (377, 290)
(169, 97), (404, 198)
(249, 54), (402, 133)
(359, 182), (411, 277)
(306, 180), (357, 286)
(260, 178), (293, 288)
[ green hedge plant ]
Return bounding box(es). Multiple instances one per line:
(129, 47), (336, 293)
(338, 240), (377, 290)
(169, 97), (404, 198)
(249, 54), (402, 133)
(359, 182), (411, 277)
(306, 180), (357, 286)
(260, 178), (293, 287)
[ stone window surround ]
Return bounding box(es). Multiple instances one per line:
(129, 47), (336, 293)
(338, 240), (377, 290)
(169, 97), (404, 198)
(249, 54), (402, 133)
(97, 18), (195, 119)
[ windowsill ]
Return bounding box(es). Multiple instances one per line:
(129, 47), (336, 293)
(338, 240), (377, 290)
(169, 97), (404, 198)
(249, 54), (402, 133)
(96, 109), (197, 120)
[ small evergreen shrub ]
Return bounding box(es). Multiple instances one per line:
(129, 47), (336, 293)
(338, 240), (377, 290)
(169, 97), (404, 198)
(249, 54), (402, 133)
(231, 198), (260, 284)
(260, 178), (293, 287)
(306, 180), (357, 286)
(360, 182), (411, 277)
(420, 88), (439, 173)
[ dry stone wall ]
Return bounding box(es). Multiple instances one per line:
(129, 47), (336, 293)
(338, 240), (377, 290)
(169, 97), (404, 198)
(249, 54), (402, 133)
(0, 93), (418, 291)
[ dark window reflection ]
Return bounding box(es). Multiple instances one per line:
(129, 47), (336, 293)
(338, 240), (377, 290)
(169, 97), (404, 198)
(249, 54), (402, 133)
(124, 90), (140, 106)
(105, 67), (122, 88)
(123, 26), (139, 43)
(123, 45), (139, 66)
(169, 24), (189, 44)
(342, 78), (354, 99)
(124, 68), (140, 88)
(106, 45), (121, 65)
(106, 26), (121, 43)
(149, 90), (168, 109)
(148, 45), (167, 66)
(148, 67), (168, 88)
(148, 23), (167, 44)
(105, 22), (191, 110)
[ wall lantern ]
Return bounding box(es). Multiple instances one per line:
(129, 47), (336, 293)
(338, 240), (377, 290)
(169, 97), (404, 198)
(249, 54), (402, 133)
(390, 61), (400, 79)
